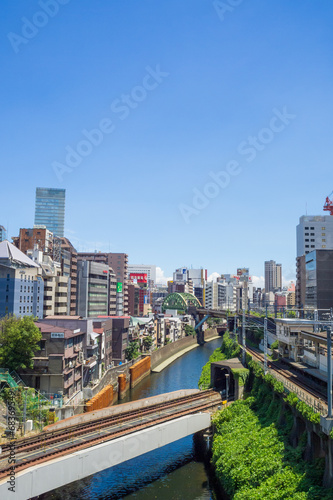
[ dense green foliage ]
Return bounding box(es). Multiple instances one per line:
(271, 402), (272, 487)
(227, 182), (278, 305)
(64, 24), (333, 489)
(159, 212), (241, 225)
(284, 392), (320, 424)
(211, 377), (332, 499)
(231, 368), (249, 387)
(0, 315), (41, 371)
(271, 340), (279, 350)
(142, 336), (153, 351)
(125, 341), (140, 360)
(198, 332), (240, 389)
(1, 386), (51, 429)
(184, 324), (196, 337)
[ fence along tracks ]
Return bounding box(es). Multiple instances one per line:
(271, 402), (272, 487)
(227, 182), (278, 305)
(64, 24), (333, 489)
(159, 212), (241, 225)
(247, 347), (327, 416)
(0, 390), (221, 479)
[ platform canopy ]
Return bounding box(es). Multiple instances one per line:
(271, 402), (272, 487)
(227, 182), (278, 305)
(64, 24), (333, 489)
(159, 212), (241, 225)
(162, 292), (202, 313)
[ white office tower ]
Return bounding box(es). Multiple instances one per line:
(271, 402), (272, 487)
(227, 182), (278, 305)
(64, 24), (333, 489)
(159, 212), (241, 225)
(296, 215), (333, 257)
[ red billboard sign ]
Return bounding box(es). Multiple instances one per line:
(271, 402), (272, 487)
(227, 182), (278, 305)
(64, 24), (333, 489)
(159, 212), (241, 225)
(129, 273), (148, 283)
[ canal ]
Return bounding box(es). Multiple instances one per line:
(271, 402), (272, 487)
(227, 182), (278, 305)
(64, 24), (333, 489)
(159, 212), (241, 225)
(42, 337), (223, 500)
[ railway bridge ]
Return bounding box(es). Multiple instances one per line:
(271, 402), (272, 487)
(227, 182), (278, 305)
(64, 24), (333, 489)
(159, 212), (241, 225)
(0, 389), (222, 500)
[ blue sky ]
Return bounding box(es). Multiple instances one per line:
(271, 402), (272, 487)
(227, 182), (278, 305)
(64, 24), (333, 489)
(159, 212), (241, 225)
(1, 0), (333, 285)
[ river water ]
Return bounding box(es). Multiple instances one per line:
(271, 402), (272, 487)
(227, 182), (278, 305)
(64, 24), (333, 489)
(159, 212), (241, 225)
(42, 338), (223, 500)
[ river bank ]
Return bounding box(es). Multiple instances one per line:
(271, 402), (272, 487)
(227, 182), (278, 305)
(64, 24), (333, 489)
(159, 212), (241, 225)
(39, 337), (223, 499)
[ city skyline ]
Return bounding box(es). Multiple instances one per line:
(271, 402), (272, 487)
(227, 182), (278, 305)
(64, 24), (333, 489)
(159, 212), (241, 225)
(1, 1), (333, 288)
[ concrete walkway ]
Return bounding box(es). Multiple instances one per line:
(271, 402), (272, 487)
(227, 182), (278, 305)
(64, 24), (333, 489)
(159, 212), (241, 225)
(152, 335), (222, 373)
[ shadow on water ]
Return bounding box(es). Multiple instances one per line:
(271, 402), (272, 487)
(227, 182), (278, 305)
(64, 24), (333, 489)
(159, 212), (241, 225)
(38, 339), (226, 500)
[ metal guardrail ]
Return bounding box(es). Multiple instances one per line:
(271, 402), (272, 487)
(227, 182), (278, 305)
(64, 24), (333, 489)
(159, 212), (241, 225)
(254, 358), (326, 416)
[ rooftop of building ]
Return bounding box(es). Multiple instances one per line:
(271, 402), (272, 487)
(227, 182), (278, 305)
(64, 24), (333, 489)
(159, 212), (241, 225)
(37, 321), (84, 338)
(0, 240), (39, 268)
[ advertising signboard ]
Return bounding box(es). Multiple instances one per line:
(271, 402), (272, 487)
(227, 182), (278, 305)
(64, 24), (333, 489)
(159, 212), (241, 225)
(117, 282), (123, 293)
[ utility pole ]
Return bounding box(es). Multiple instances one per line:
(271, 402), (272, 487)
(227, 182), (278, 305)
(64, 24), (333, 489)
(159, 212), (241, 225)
(314, 309), (319, 333)
(327, 326), (332, 418)
(242, 309), (246, 364)
(264, 317), (268, 375)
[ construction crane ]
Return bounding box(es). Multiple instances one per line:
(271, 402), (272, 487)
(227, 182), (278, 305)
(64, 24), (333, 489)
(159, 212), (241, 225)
(323, 192), (333, 215)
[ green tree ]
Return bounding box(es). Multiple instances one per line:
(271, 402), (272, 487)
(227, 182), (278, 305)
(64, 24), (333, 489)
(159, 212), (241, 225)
(0, 315), (41, 371)
(125, 341), (140, 360)
(184, 324), (196, 337)
(143, 336), (153, 351)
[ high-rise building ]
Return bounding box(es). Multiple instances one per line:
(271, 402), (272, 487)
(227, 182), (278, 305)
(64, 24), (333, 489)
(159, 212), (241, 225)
(61, 237), (78, 316)
(264, 260), (282, 292)
(34, 188), (66, 237)
(77, 260), (112, 318)
(78, 252), (128, 315)
(0, 226), (6, 242)
(296, 215), (333, 257)
(305, 250), (333, 314)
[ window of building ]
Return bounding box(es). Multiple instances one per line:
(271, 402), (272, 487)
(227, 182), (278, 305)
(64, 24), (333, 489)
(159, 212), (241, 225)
(27, 296), (29, 303)
(310, 227), (314, 230)
(311, 239), (314, 242)
(19, 307), (22, 313)
(20, 285), (22, 292)
(305, 227), (309, 230)
(311, 245), (315, 248)
(322, 227), (326, 230)
(310, 233), (314, 236)
(7, 274), (10, 281)
(23, 307), (25, 313)
(305, 233), (309, 236)
(322, 239), (326, 242)
(24, 286), (26, 292)
(28, 286), (30, 293)
(305, 245), (309, 248)
(6, 295), (8, 303)
(24, 296), (26, 302)
(20, 296), (22, 302)
(305, 239), (309, 242)
(322, 245), (326, 248)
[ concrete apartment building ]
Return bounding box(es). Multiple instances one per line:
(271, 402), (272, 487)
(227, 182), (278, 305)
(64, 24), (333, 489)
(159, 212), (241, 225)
(13, 227), (54, 258)
(77, 260), (111, 318)
(296, 215), (333, 257)
(0, 241), (44, 319)
(296, 215), (333, 311)
(305, 250), (333, 314)
(61, 237), (78, 316)
(20, 322), (84, 399)
(264, 260), (282, 292)
(78, 252), (127, 315)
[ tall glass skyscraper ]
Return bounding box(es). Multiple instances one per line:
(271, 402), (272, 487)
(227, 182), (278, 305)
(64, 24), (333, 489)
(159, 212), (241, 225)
(34, 188), (66, 237)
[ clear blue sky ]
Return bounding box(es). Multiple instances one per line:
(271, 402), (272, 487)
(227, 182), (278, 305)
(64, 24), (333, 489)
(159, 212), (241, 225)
(1, 0), (333, 284)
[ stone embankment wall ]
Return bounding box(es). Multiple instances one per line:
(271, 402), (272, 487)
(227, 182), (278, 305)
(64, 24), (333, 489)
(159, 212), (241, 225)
(85, 384), (114, 412)
(130, 356), (151, 388)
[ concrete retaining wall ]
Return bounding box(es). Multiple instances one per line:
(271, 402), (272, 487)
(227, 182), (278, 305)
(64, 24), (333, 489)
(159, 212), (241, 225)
(151, 335), (197, 370)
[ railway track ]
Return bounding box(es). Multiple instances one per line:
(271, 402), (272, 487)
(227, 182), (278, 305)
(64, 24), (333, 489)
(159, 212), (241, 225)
(0, 390), (221, 479)
(246, 347), (327, 403)
(0, 389), (216, 454)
